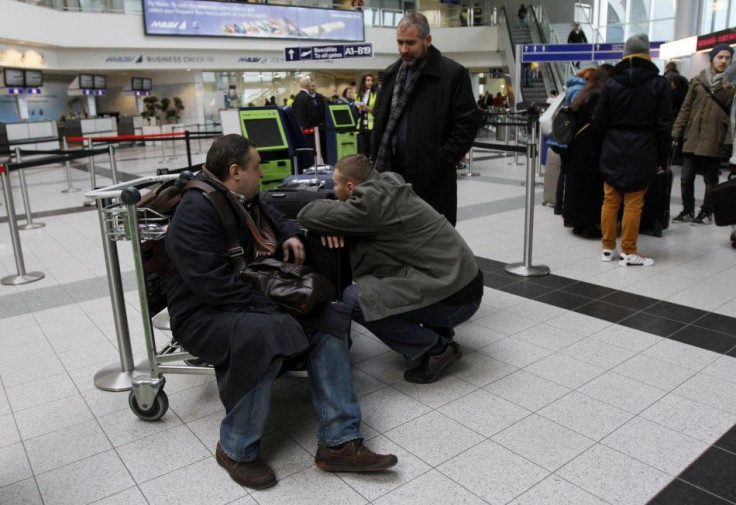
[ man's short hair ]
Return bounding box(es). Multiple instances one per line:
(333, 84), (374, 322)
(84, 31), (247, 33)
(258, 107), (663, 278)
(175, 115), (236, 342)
(299, 75), (312, 89)
(205, 134), (256, 182)
(335, 154), (373, 185)
(398, 12), (430, 37)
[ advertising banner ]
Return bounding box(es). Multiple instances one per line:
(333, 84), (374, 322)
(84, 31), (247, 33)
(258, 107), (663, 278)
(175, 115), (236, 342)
(143, 0), (365, 42)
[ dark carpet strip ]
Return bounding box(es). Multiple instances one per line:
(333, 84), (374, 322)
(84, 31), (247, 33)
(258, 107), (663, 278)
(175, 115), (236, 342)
(475, 256), (736, 504)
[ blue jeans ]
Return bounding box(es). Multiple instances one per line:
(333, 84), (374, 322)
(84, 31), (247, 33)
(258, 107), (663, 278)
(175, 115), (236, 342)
(343, 284), (481, 360)
(219, 330), (361, 462)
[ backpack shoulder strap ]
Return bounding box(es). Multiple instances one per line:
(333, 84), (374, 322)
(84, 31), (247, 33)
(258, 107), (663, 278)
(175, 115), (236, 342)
(184, 180), (246, 272)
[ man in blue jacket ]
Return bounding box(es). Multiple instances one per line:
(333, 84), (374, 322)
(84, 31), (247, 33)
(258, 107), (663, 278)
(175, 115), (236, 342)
(593, 34), (673, 267)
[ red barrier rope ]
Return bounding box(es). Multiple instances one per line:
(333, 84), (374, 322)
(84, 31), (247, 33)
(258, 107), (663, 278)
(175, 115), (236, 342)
(66, 131), (187, 142)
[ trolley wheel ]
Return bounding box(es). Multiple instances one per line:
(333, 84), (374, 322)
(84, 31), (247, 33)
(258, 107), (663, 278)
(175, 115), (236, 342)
(731, 241), (736, 249)
(128, 390), (168, 421)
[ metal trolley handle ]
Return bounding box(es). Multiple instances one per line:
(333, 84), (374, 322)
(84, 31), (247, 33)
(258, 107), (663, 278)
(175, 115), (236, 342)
(85, 173), (182, 201)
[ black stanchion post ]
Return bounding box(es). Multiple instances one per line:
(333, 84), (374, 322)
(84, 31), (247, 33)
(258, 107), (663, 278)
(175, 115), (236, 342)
(505, 119), (550, 277)
(0, 164), (44, 285)
(14, 149), (45, 230)
(61, 136), (80, 193)
(185, 130), (192, 167)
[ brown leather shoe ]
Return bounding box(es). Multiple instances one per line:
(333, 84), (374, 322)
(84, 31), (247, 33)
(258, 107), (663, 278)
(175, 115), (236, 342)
(215, 443), (276, 489)
(403, 341), (462, 384)
(315, 439), (398, 472)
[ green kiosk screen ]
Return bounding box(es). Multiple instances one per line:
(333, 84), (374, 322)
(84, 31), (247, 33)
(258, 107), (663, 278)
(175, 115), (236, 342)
(240, 109), (289, 152)
(329, 106), (355, 128)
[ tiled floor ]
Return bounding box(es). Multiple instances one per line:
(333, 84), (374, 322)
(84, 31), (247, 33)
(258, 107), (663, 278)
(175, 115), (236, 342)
(1, 140), (736, 504)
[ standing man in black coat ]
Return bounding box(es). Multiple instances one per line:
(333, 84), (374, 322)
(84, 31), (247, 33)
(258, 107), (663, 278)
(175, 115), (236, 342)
(593, 33), (673, 267)
(371, 12), (481, 226)
(165, 134), (397, 490)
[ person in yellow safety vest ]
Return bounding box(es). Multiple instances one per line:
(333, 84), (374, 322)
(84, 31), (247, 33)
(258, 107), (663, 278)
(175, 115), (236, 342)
(356, 73), (378, 157)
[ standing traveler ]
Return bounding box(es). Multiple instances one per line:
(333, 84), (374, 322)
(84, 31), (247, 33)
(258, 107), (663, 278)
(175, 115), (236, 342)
(356, 73), (378, 157)
(518, 4), (527, 27)
(563, 65), (613, 237)
(371, 12), (481, 225)
(671, 43), (734, 225)
(593, 34), (673, 267)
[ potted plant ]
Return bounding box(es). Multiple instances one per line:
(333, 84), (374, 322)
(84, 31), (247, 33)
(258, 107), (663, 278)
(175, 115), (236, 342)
(141, 96), (159, 125)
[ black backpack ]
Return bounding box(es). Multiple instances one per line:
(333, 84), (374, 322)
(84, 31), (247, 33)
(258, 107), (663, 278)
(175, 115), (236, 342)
(551, 106), (577, 145)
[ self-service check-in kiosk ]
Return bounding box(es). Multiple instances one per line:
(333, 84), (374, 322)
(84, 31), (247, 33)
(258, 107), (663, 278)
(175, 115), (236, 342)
(325, 104), (358, 165)
(220, 107), (293, 190)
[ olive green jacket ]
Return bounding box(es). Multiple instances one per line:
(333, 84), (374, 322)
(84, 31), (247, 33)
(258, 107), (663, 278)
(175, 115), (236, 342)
(297, 170), (479, 322)
(672, 69), (734, 158)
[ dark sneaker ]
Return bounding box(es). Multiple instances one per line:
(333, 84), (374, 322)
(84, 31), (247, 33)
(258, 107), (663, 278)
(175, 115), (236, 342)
(691, 212), (712, 225)
(672, 210), (694, 223)
(315, 439), (398, 472)
(216, 443), (277, 489)
(404, 342), (462, 383)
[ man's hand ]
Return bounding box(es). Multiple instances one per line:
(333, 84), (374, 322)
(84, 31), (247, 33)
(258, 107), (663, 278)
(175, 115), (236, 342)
(282, 236), (305, 265)
(321, 235), (345, 249)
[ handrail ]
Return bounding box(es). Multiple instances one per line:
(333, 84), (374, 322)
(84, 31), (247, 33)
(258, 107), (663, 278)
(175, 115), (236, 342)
(532, 4), (572, 90)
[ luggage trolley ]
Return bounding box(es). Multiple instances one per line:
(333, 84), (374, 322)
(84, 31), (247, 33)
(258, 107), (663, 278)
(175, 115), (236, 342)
(87, 172), (213, 422)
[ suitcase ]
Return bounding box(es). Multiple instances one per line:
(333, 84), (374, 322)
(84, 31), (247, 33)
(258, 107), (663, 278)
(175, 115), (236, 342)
(286, 148), (334, 189)
(542, 148), (561, 206)
(639, 170), (673, 237)
(711, 175), (736, 226)
(261, 187), (336, 220)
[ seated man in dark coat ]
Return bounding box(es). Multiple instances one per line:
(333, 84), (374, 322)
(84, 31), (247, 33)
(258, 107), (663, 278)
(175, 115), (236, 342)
(165, 135), (396, 490)
(298, 154), (483, 384)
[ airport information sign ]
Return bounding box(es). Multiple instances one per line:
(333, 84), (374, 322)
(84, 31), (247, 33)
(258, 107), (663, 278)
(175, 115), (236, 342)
(521, 42), (662, 62)
(285, 43), (373, 61)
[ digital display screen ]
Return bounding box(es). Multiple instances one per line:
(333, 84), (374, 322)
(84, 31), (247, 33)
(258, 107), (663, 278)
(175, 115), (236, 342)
(79, 74), (94, 89)
(24, 70), (43, 88)
(143, 0), (365, 42)
(93, 75), (107, 89)
(330, 107), (355, 128)
(142, 78), (153, 90)
(4, 68), (25, 87)
(132, 77), (143, 90)
(241, 116), (288, 151)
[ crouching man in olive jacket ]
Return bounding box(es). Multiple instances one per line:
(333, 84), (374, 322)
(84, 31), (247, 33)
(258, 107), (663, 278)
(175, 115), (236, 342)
(298, 154), (483, 384)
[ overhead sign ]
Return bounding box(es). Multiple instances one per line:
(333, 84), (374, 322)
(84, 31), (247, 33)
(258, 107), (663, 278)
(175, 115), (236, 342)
(522, 42), (662, 62)
(697, 27), (736, 52)
(285, 43), (373, 61)
(143, 0), (365, 42)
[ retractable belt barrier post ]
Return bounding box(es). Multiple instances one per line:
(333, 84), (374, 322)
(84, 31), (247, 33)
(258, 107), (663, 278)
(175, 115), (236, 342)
(185, 130), (193, 167)
(84, 139), (97, 206)
(107, 145), (119, 185)
(92, 194), (147, 391)
(0, 163), (44, 285)
(61, 137), (81, 193)
(13, 149), (45, 230)
(505, 119), (550, 277)
(462, 148), (479, 177)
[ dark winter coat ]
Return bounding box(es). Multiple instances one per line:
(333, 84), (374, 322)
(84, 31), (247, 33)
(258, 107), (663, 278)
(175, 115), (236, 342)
(292, 89), (321, 130)
(564, 93), (604, 228)
(165, 175), (308, 411)
(593, 56), (673, 191)
(371, 45), (482, 225)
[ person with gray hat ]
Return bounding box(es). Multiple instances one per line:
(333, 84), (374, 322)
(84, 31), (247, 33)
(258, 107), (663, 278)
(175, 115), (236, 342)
(671, 43), (735, 225)
(593, 33), (673, 267)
